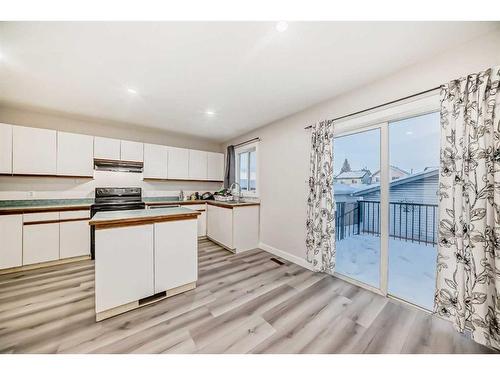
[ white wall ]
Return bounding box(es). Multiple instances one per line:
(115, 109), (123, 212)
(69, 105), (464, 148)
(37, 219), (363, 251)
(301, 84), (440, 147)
(223, 29), (500, 262)
(0, 103), (222, 152)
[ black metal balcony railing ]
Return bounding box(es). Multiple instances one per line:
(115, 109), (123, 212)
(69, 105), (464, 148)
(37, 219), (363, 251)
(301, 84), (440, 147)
(335, 200), (438, 246)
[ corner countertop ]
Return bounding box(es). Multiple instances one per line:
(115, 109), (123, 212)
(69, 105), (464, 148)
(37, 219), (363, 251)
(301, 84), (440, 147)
(89, 207), (200, 228)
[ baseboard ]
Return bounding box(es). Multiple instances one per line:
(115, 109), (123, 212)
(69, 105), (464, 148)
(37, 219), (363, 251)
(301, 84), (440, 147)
(258, 242), (313, 271)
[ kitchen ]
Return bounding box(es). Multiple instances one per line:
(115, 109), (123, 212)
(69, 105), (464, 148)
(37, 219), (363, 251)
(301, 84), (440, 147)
(1, 19), (499, 360)
(0, 127), (260, 320)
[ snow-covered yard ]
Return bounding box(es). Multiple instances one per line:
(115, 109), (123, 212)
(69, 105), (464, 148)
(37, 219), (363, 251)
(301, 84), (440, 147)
(335, 234), (437, 310)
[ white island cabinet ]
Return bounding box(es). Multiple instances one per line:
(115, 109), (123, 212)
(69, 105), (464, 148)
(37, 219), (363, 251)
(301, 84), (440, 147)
(90, 207), (200, 321)
(95, 225), (154, 314)
(154, 220), (197, 293)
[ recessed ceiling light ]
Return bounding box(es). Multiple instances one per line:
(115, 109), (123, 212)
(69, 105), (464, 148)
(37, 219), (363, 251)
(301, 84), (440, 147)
(406, 131), (413, 135)
(205, 110), (216, 116)
(275, 21), (288, 33)
(126, 88), (138, 95)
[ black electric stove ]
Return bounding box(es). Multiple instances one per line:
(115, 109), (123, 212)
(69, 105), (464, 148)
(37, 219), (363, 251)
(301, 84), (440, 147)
(90, 187), (145, 259)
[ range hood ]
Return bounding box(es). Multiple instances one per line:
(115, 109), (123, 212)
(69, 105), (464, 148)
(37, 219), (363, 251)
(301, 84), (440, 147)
(94, 159), (143, 173)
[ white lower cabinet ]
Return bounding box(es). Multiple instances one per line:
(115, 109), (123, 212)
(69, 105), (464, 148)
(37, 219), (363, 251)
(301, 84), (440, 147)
(207, 204), (259, 252)
(185, 204), (206, 237)
(0, 215), (23, 269)
(59, 210), (90, 259)
(154, 219), (198, 293)
(207, 205), (233, 249)
(23, 222), (60, 265)
(95, 225), (154, 313)
(197, 210), (207, 237)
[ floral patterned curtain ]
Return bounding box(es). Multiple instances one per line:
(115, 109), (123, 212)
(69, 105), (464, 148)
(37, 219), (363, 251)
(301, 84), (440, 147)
(435, 66), (500, 350)
(306, 119), (336, 274)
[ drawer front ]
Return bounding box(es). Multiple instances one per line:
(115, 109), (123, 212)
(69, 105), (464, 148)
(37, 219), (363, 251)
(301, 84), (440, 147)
(186, 204), (206, 211)
(59, 210), (90, 220)
(23, 212), (59, 223)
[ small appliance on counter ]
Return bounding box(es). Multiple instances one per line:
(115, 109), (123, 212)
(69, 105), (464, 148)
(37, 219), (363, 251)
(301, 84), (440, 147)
(200, 192), (214, 200)
(188, 192), (200, 201)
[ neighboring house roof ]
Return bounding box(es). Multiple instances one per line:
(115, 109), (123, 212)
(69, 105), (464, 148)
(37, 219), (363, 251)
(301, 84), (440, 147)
(335, 170), (370, 179)
(371, 165), (409, 177)
(333, 183), (365, 195)
(352, 168), (439, 196)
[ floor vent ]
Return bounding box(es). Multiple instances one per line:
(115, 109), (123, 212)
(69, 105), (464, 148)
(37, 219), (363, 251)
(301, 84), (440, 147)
(270, 257), (285, 265)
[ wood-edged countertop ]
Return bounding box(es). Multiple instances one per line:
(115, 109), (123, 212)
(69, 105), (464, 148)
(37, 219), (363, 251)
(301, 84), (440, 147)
(0, 199), (93, 215)
(0, 197), (260, 215)
(89, 207), (200, 230)
(146, 200), (260, 209)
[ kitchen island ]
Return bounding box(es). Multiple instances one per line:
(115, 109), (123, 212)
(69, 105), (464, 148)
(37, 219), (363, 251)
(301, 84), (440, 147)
(89, 207), (200, 321)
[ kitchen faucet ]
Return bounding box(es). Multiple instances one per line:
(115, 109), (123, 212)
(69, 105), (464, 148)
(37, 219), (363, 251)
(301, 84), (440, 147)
(229, 182), (242, 202)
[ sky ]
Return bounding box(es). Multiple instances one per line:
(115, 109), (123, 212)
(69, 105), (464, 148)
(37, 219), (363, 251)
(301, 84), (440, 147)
(333, 111), (440, 176)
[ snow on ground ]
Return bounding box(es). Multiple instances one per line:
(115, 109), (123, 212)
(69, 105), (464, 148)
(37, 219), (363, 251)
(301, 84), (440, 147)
(335, 234), (437, 310)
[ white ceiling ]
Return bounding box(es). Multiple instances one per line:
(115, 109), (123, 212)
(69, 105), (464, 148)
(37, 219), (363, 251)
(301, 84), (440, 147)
(0, 22), (498, 141)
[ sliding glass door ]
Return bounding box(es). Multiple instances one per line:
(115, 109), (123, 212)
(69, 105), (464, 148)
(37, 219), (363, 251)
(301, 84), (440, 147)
(333, 128), (381, 289)
(387, 112), (440, 310)
(332, 110), (440, 310)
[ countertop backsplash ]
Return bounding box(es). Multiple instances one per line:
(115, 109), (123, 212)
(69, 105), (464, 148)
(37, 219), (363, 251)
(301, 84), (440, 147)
(0, 170), (222, 201)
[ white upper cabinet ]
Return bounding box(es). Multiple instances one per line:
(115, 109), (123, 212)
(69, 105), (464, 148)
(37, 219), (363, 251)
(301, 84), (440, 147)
(120, 140), (144, 162)
(143, 143), (168, 179)
(207, 152), (224, 181)
(0, 123), (12, 174)
(57, 132), (94, 177)
(12, 126), (57, 175)
(167, 147), (189, 179)
(94, 136), (121, 160)
(188, 150), (208, 180)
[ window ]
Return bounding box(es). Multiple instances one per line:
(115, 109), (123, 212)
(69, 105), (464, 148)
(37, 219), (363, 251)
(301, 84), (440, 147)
(235, 143), (258, 196)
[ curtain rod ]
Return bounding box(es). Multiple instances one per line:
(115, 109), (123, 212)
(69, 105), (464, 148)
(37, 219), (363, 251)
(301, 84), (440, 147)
(232, 137), (261, 148)
(304, 85), (442, 130)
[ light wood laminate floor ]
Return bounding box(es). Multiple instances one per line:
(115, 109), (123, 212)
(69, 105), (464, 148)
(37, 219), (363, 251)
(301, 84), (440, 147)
(0, 239), (496, 354)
